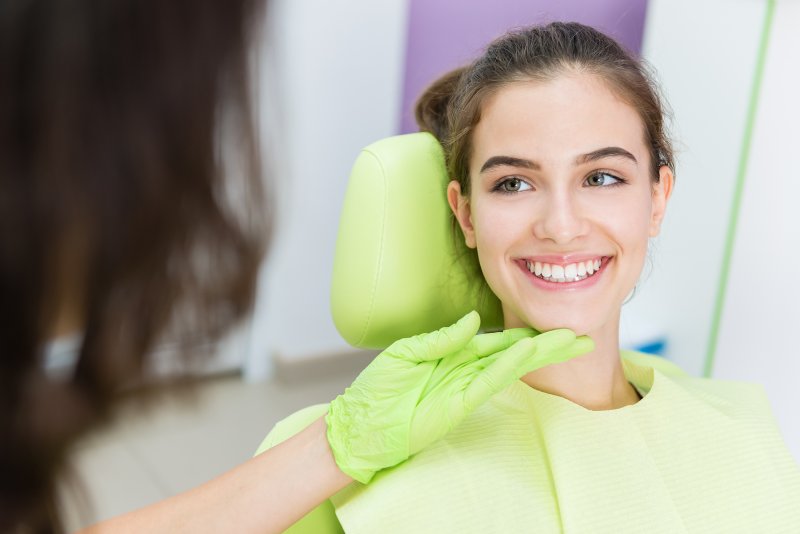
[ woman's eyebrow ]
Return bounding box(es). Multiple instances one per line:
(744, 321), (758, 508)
(480, 156), (539, 173)
(576, 146), (638, 165)
(480, 147), (637, 174)
(481, 146), (639, 174)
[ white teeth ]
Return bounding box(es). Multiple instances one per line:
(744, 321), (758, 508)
(525, 257), (606, 283)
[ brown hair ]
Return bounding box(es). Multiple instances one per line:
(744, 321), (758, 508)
(0, 0), (268, 530)
(415, 22), (675, 195)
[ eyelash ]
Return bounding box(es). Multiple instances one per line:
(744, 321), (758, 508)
(490, 177), (530, 195)
(490, 171), (628, 195)
(585, 171), (627, 188)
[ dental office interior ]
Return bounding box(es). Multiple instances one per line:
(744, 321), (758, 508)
(60, 0), (800, 529)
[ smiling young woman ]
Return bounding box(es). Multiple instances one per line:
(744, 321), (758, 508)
(251, 22), (798, 533)
(446, 71), (673, 410)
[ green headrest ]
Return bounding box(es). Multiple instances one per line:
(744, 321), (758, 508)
(330, 132), (503, 349)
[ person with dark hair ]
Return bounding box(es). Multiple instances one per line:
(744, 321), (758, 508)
(259, 22), (800, 533)
(2, 4), (590, 531)
(0, 0), (269, 529)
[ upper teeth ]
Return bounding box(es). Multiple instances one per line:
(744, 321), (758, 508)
(525, 258), (603, 283)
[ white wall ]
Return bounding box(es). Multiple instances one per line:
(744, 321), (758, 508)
(245, 0), (409, 378)
(625, 0), (766, 376)
(713, 0), (800, 461)
(635, 0), (799, 460)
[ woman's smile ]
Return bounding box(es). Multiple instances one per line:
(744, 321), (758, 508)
(515, 256), (613, 291)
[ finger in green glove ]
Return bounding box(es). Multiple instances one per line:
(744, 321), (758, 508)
(325, 310), (594, 484)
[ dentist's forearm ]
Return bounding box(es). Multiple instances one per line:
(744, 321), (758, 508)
(80, 415), (351, 534)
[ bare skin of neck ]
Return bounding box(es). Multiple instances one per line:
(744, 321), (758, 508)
(519, 313), (641, 411)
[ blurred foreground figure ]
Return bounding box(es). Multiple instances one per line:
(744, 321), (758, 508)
(0, 0), (268, 530)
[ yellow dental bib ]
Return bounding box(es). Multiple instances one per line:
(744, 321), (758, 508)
(257, 351), (800, 533)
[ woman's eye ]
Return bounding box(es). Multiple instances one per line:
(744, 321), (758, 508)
(585, 172), (623, 187)
(494, 177), (531, 193)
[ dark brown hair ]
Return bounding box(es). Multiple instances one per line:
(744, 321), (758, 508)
(0, 0), (268, 530)
(415, 22), (675, 195)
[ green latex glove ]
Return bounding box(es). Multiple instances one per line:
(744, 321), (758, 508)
(325, 310), (594, 484)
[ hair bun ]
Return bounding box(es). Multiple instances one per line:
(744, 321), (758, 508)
(414, 67), (466, 142)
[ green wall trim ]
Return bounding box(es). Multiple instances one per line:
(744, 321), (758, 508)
(704, 0), (776, 378)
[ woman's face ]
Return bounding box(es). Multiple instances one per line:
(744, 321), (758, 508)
(448, 72), (672, 334)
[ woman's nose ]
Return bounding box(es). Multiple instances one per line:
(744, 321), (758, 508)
(531, 191), (590, 244)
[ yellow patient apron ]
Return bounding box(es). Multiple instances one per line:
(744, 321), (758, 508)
(258, 351), (800, 533)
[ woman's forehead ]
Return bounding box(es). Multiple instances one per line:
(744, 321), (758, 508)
(471, 75), (647, 167)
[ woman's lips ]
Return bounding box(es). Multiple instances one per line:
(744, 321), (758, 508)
(516, 256), (612, 291)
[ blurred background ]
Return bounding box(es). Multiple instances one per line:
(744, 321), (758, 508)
(60, 0), (800, 529)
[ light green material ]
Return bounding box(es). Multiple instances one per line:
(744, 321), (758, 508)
(330, 133), (502, 349)
(258, 352), (800, 533)
(325, 310), (593, 483)
(705, 0), (775, 378)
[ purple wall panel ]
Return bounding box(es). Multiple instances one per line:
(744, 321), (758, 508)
(400, 0), (649, 133)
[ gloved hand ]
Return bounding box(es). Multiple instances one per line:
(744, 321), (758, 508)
(325, 310), (594, 484)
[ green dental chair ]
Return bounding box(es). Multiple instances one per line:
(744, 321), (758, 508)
(254, 132), (502, 533)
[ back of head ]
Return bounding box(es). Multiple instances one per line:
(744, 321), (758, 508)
(415, 22), (674, 196)
(0, 0), (267, 530)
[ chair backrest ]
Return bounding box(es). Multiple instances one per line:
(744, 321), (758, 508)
(330, 132), (502, 349)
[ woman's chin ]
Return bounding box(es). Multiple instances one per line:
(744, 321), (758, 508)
(517, 315), (595, 336)
(501, 303), (610, 335)
(539, 324), (590, 336)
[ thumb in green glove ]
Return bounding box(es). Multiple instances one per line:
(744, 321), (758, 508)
(325, 310), (594, 484)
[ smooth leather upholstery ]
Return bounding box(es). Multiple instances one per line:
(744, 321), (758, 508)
(330, 132), (502, 349)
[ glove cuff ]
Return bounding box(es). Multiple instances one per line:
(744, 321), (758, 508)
(325, 400), (377, 484)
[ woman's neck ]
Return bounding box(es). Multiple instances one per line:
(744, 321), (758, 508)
(518, 315), (640, 410)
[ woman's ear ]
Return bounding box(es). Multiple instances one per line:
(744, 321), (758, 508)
(649, 165), (674, 237)
(447, 180), (477, 248)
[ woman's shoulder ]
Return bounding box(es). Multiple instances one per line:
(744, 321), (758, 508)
(622, 350), (778, 418)
(620, 349), (689, 378)
(620, 350), (779, 416)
